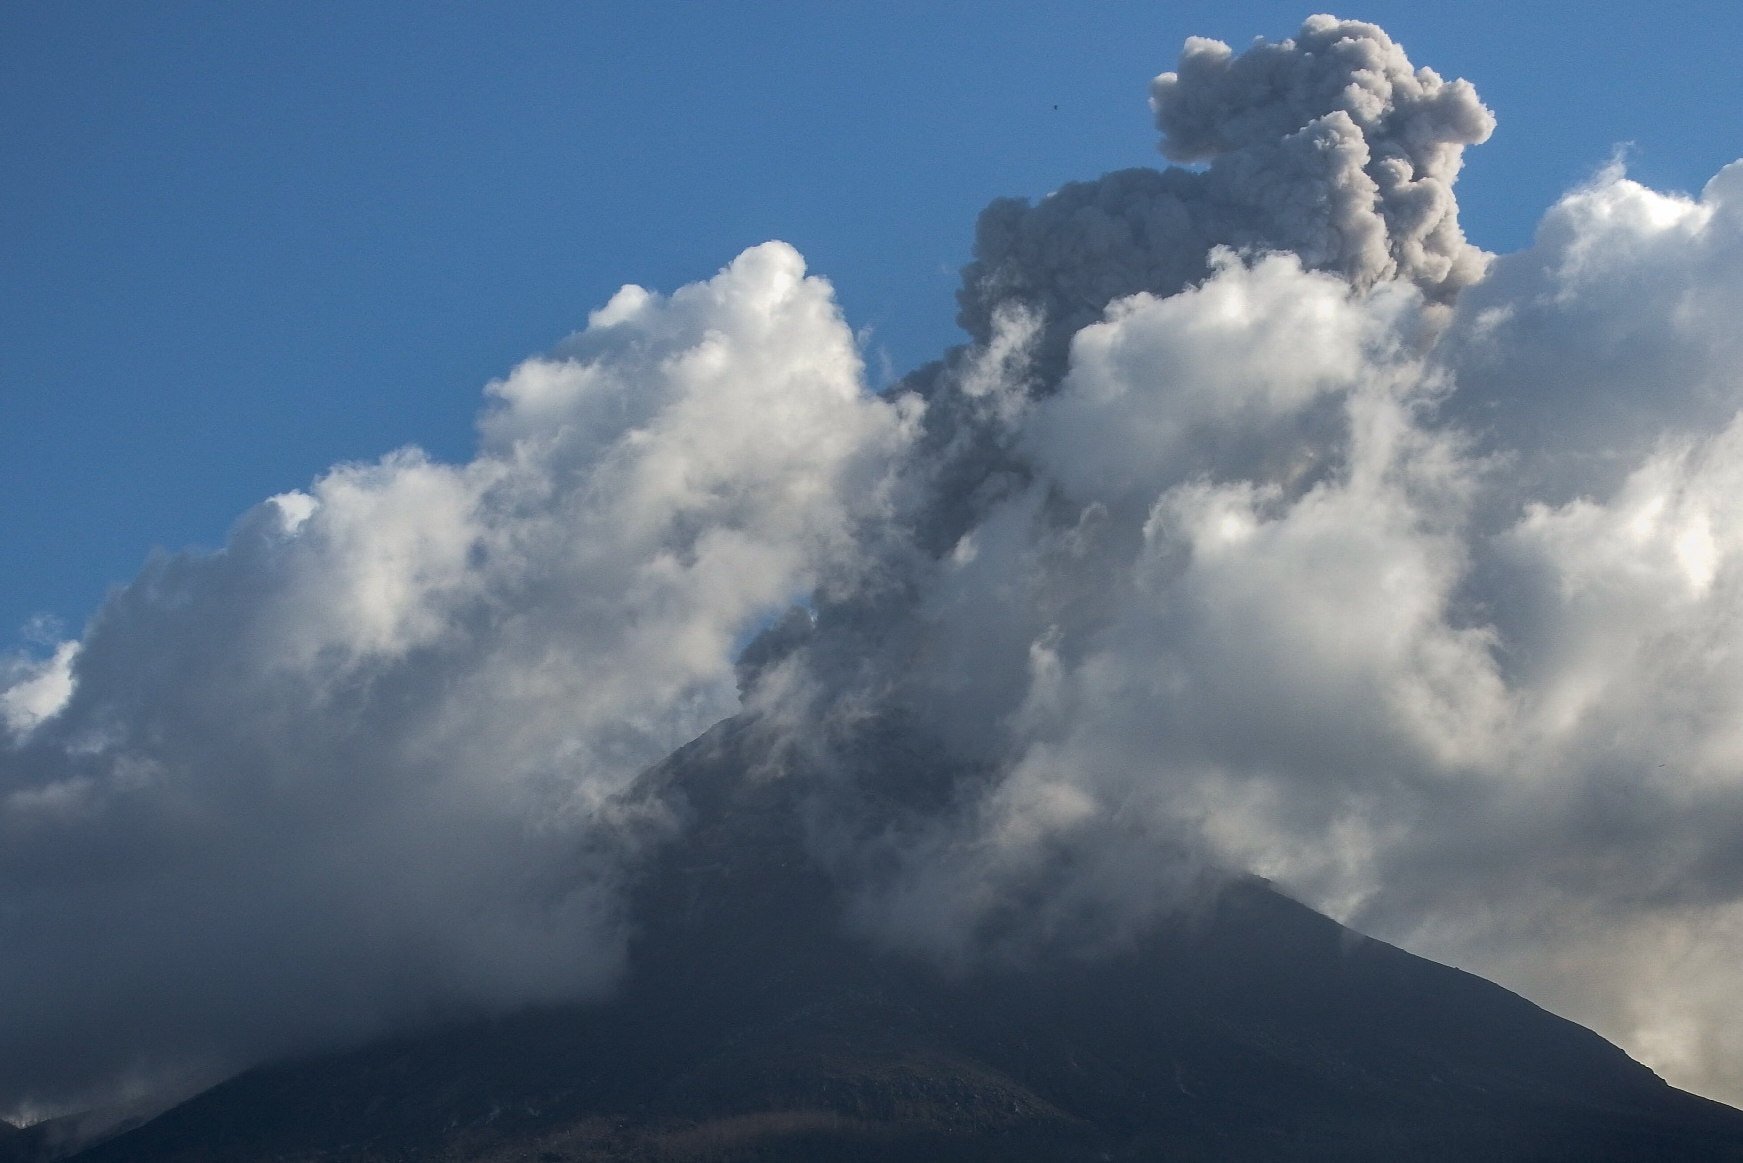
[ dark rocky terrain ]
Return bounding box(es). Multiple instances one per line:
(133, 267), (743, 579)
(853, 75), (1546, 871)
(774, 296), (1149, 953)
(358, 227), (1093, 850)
(47, 717), (1743, 1161)
(0, 1122), (32, 1162)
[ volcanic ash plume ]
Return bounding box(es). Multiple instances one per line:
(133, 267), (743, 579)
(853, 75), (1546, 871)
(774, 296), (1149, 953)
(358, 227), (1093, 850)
(957, 14), (1492, 375)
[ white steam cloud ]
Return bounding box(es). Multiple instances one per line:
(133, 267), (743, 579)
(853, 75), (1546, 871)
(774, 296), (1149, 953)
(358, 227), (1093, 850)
(0, 243), (912, 1115)
(7, 12), (1743, 1120)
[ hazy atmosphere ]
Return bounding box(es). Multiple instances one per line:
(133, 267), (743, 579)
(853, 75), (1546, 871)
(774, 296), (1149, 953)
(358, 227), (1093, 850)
(7, 4), (1743, 1126)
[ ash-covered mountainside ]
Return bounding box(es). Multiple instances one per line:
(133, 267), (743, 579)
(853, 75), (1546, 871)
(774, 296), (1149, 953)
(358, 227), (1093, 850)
(63, 716), (1743, 1162)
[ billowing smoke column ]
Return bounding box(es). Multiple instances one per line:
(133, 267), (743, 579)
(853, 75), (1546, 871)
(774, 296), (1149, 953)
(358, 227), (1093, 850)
(957, 14), (1492, 375)
(7, 12), (1743, 1120)
(746, 15), (1743, 1109)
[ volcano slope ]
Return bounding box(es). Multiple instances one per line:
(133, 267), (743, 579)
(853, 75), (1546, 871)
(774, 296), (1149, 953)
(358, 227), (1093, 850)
(64, 716), (1743, 1163)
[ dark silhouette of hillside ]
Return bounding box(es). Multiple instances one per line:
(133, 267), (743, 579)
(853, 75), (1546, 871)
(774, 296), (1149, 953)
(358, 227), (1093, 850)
(63, 717), (1743, 1161)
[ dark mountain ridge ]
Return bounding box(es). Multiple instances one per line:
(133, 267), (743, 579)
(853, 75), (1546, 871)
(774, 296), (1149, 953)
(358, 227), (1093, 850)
(59, 716), (1743, 1161)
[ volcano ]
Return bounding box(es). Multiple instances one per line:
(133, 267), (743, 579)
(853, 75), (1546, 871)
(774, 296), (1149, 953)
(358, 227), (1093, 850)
(51, 717), (1743, 1162)
(13, 13), (1743, 1154)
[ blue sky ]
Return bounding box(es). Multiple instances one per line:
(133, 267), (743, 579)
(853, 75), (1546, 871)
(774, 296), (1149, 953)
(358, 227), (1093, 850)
(5, 2), (1743, 643)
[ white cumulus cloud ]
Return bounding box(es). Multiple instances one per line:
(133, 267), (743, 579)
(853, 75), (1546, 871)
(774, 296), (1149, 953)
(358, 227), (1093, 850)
(0, 241), (914, 1117)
